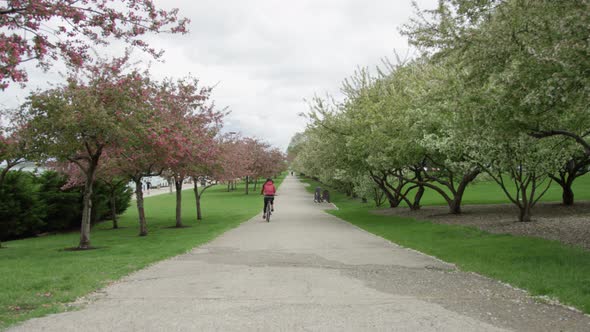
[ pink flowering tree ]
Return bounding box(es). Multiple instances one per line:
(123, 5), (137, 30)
(114, 146), (164, 236)
(241, 138), (260, 195)
(261, 148), (287, 178)
(216, 135), (252, 192)
(51, 149), (130, 230)
(21, 56), (150, 249)
(242, 138), (282, 194)
(0, 0), (188, 89)
(250, 144), (287, 192)
(189, 134), (223, 221)
(111, 93), (169, 236)
(156, 77), (223, 227)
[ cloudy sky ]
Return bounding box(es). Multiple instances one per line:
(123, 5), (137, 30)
(1, 0), (436, 151)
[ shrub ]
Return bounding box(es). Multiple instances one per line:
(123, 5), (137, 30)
(36, 171), (83, 231)
(93, 180), (133, 223)
(0, 171), (133, 242)
(0, 172), (47, 241)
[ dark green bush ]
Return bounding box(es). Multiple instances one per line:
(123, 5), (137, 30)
(107, 180), (133, 216)
(0, 172), (47, 241)
(0, 171), (133, 242)
(92, 180), (133, 223)
(37, 171), (83, 231)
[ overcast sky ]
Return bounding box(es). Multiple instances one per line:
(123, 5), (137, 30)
(1, 0), (436, 151)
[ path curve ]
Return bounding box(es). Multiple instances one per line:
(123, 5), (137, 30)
(9, 175), (590, 331)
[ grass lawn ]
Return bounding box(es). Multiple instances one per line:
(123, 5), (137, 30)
(398, 174), (590, 207)
(0, 174), (285, 329)
(300, 176), (590, 314)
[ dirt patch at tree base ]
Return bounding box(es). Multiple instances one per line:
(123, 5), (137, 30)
(372, 201), (590, 250)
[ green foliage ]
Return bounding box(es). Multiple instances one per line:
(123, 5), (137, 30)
(0, 172), (46, 241)
(37, 171), (83, 231)
(108, 182), (133, 216)
(90, 180), (133, 223)
(0, 171), (132, 242)
(293, 1), (590, 217)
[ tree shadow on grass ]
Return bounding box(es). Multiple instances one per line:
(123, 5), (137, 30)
(162, 225), (193, 229)
(61, 246), (107, 252)
(101, 226), (129, 231)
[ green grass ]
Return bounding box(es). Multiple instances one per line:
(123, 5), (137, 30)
(300, 176), (590, 314)
(410, 174), (590, 206)
(0, 174), (285, 329)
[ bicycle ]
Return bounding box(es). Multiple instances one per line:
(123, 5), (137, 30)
(264, 201), (272, 222)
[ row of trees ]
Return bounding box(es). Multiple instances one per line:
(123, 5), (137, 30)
(0, 58), (285, 249)
(289, 0), (589, 222)
(0, 0), (286, 249)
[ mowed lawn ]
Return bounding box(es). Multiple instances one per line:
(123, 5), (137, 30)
(300, 175), (590, 314)
(0, 176), (284, 329)
(398, 174), (590, 207)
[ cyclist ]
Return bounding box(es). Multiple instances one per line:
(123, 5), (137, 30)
(261, 178), (276, 219)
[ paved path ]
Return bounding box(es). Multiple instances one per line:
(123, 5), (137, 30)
(10, 175), (590, 331)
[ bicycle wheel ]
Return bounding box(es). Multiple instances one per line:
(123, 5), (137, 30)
(265, 205), (271, 222)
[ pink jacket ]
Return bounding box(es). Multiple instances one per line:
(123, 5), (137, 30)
(262, 181), (276, 195)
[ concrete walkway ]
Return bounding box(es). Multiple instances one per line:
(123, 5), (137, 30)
(9, 175), (590, 331)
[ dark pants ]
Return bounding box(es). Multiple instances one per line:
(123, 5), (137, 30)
(263, 196), (274, 213)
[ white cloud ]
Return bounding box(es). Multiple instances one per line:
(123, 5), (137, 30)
(2, 0), (437, 150)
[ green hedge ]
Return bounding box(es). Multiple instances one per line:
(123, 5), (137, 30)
(0, 171), (132, 241)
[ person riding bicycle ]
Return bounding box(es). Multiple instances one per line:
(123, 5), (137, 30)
(261, 178), (276, 219)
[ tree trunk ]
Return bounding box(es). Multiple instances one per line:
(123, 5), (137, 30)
(79, 167), (96, 249)
(449, 178), (468, 214)
(519, 204), (532, 222)
(194, 182), (202, 221)
(253, 178), (258, 191)
(448, 169), (479, 214)
(383, 189), (400, 208)
(449, 196), (462, 214)
(375, 181), (400, 208)
(561, 181), (575, 206)
(373, 188), (384, 207)
(227, 182), (231, 192)
(175, 178), (183, 227)
(411, 185), (424, 211)
(196, 194), (202, 221)
(245, 176), (249, 195)
(135, 179), (148, 236)
(110, 192), (118, 229)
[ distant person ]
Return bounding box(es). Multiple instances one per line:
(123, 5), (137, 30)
(322, 189), (330, 203)
(261, 178), (277, 220)
(314, 186), (322, 203)
(146, 180), (152, 194)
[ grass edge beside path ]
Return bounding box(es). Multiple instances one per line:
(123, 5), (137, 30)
(298, 177), (590, 315)
(0, 173), (286, 330)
